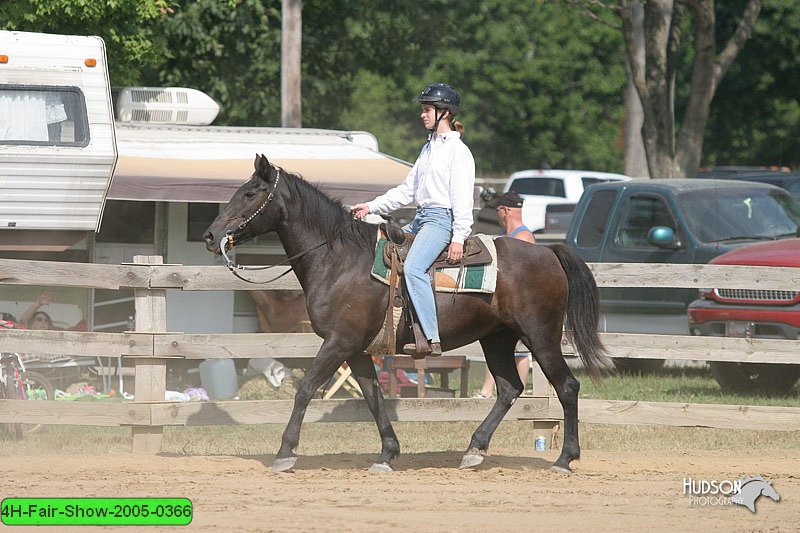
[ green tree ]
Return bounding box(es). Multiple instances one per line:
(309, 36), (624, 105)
(3, 0), (173, 85)
(144, 0), (282, 126)
(336, 1), (627, 174)
(702, 0), (800, 169)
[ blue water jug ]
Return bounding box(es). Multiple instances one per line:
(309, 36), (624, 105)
(198, 358), (239, 400)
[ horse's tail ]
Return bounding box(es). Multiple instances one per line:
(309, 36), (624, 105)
(548, 243), (609, 382)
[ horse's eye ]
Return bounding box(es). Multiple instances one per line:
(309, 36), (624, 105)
(244, 191), (256, 199)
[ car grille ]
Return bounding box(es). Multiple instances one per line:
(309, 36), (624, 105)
(715, 288), (799, 303)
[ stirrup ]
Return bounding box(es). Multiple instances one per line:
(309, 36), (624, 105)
(402, 342), (430, 359)
(402, 342), (441, 358)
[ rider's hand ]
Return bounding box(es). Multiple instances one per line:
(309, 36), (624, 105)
(350, 203), (370, 219)
(37, 291), (55, 307)
(447, 242), (464, 264)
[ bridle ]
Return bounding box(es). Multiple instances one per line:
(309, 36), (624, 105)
(219, 167), (327, 284)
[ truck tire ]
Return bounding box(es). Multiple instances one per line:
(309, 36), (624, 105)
(612, 358), (665, 374)
(710, 362), (800, 395)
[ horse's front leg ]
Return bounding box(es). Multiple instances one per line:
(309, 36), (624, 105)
(273, 337), (349, 472)
(346, 352), (400, 472)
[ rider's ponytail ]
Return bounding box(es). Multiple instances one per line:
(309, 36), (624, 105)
(450, 116), (464, 134)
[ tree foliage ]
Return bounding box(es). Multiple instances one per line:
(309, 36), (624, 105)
(701, 0), (800, 169)
(145, 0), (282, 126)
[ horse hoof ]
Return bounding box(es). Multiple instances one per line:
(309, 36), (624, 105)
(272, 456), (297, 473)
(459, 453), (484, 469)
(550, 464), (572, 475)
(368, 462), (393, 474)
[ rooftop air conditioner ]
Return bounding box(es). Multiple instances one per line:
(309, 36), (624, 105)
(115, 87), (220, 126)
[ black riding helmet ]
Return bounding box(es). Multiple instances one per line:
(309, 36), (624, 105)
(416, 82), (461, 116)
(416, 82), (461, 134)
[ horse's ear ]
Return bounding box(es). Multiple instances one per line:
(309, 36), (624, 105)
(254, 154), (273, 183)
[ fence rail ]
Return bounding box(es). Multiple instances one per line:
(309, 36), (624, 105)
(2, 329), (799, 365)
(3, 258), (800, 291)
(1, 256), (798, 453)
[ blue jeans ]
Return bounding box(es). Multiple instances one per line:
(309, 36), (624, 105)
(403, 207), (453, 344)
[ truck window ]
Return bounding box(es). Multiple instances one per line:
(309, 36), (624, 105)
(614, 195), (675, 248)
(508, 177), (566, 197)
(681, 189), (800, 242)
(576, 190), (618, 248)
(0, 85), (89, 146)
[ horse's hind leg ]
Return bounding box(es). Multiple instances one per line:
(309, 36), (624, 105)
(273, 337), (351, 472)
(345, 352), (401, 472)
(521, 331), (581, 474)
(461, 330), (521, 468)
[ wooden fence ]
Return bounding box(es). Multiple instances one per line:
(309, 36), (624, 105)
(1, 257), (799, 453)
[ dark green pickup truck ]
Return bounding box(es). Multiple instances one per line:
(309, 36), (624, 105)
(565, 178), (800, 372)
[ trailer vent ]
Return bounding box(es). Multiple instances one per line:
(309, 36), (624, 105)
(115, 87), (219, 126)
(131, 109), (173, 123)
(130, 89), (172, 104)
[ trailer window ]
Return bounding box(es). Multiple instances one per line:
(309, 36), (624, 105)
(0, 85), (89, 146)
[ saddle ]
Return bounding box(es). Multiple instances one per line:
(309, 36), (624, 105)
(375, 221), (494, 359)
(380, 222), (493, 275)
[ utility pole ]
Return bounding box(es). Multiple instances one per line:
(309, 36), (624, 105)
(281, 0), (302, 128)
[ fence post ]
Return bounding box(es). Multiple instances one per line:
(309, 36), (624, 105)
(131, 255), (167, 453)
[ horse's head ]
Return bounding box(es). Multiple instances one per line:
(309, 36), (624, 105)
(760, 480), (781, 502)
(204, 154), (284, 254)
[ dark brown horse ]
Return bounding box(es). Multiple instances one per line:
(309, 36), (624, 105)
(204, 155), (607, 473)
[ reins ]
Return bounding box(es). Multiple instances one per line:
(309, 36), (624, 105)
(219, 167), (327, 284)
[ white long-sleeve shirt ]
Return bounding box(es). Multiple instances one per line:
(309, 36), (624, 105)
(367, 131), (475, 243)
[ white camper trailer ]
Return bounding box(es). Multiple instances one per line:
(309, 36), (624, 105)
(0, 30), (414, 340)
(0, 30), (117, 239)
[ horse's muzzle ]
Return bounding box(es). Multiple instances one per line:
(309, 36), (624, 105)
(203, 231), (219, 254)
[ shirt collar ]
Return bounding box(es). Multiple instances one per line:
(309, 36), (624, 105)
(431, 130), (461, 143)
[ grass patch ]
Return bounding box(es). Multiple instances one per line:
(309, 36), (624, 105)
(577, 366), (800, 407)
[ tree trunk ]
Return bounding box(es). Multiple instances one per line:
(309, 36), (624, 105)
(624, 1), (649, 178)
(621, 0), (679, 178)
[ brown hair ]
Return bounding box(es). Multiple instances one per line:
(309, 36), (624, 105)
(449, 115), (464, 134)
(28, 311), (54, 330)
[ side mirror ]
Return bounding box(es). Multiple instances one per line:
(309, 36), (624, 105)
(647, 226), (681, 249)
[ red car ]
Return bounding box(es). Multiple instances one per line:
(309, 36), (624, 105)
(688, 238), (800, 394)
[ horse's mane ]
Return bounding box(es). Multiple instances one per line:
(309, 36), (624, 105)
(280, 169), (378, 250)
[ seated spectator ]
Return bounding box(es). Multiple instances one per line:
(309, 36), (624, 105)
(19, 291), (56, 330)
(17, 290), (86, 331)
(27, 310), (55, 330)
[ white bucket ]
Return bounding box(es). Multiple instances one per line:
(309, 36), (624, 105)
(199, 358), (239, 400)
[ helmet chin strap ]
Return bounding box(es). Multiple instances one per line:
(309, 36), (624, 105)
(427, 107), (448, 136)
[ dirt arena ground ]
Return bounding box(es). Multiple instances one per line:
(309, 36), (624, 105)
(2, 448), (797, 532)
